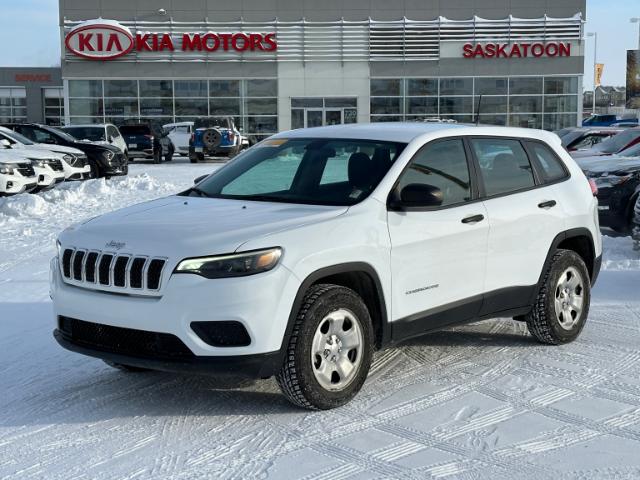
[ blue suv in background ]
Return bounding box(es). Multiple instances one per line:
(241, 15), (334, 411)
(582, 114), (638, 127)
(188, 117), (243, 163)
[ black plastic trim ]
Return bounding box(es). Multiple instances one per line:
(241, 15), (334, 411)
(54, 329), (282, 378)
(283, 262), (390, 349)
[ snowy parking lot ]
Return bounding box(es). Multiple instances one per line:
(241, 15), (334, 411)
(1, 158), (640, 479)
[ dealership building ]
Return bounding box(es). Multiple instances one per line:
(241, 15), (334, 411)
(4, 0), (587, 140)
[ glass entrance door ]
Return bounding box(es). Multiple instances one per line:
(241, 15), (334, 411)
(324, 109), (342, 125)
(306, 109), (323, 128)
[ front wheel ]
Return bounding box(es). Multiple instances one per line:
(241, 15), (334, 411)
(153, 150), (161, 164)
(526, 249), (591, 345)
(276, 284), (373, 410)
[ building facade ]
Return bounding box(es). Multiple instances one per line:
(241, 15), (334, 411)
(0, 68), (63, 125)
(59, 0), (586, 139)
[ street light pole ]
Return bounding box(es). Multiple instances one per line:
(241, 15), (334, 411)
(587, 32), (598, 115)
(632, 18), (640, 52)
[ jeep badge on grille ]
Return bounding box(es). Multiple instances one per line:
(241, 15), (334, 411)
(105, 240), (126, 250)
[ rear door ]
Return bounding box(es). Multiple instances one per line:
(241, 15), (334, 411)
(469, 137), (567, 314)
(387, 138), (489, 335)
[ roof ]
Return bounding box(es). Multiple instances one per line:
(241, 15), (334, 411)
(273, 122), (559, 145)
(62, 124), (109, 128)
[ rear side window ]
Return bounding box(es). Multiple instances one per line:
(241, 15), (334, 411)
(397, 139), (471, 207)
(471, 138), (535, 197)
(526, 141), (568, 183)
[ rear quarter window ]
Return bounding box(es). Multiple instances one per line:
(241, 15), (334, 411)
(526, 141), (569, 183)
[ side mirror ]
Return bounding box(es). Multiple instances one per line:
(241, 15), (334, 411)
(194, 174), (208, 184)
(389, 183), (443, 210)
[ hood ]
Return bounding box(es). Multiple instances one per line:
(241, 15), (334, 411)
(3, 145), (64, 160)
(69, 141), (120, 153)
(59, 196), (348, 261)
(0, 150), (32, 164)
(31, 143), (85, 156)
(578, 155), (640, 175)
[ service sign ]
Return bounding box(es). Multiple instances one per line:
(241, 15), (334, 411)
(65, 19), (277, 60)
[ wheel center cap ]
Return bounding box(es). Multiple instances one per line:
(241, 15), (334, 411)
(327, 335), (342, 361)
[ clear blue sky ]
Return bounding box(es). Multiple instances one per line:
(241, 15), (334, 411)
(0, 0), (638, 90)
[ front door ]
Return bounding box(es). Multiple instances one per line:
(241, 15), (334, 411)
(387, 138), (489, 337)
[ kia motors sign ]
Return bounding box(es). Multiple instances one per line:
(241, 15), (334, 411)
(463, 42), (571, 59)
(64, 19), (277, 60)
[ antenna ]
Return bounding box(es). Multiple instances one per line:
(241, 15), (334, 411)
(475, 95), (483, 126)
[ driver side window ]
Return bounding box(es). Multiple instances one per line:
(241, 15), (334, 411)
(397, 139), (472, 207)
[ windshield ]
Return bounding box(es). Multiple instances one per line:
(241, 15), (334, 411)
(619, 143), (640, 158)
(0, 127), (35, 145)
(187, 138), (406, 206)
(594, 130), (640, 153)
(44, 126), (79, 143)
(63, 126), (106, 142)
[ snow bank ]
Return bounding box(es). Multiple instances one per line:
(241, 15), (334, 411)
(601, 235), (640, 271)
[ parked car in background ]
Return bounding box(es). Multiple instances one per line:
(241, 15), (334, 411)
(582, 114), (637, 127)
(632, 196), (640, 250)
(579, 143), (640, 234)
(1, 124), (126, 178)
(1, 137), (66, 192)
(188, 116), (241, 162)
(62, 124), (128, 158)
(571, 128), (640, 159)
(163, 121), (192, 156)
(554, 127), (579, 139)
(0, 126), (91, 181)
(561, 127), (623, 152)
(119, 124), (174, 163)
(0, 149), (38, 196)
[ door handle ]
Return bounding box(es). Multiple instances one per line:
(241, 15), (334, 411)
(461, 214), (485, 224)
(538, 200), (557, 209)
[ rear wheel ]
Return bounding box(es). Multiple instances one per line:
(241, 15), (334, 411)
(165, 145), (174, 162)
(276, 284), (373, 410)
(526, 249), (591, 345)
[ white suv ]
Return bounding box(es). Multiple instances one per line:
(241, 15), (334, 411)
(51, 123), (602, 409)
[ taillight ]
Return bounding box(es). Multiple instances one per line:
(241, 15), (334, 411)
(191, 133), (195, 142)
(228, 132), (235, 142)
(144, 134), (154, 141)
(588, 178), (598, 196)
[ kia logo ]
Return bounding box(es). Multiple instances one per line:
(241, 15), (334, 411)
(65, 21), (134, 60)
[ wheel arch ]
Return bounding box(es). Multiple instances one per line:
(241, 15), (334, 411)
(283, 263), (390, 350)
(533, 228), (599, 305)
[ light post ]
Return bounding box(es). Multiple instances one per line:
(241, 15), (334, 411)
(587, 32), (598, 115)
(631, 18), (640, 52)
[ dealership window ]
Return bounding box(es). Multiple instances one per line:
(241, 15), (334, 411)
(290, 97), (357, 129)
(43, 87), (64, 126)
(370, 76), (579, 130)
(0, 87), (26, 123)
(64, 78), (278, 140)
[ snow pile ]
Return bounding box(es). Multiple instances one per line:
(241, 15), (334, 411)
(601, 235), (640, 271)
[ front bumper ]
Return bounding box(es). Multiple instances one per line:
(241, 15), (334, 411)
(189, 145), (235, 158)
(0, 173), (38, 194)
(54, 327), (282, 378)
(50, 256), (300, 374)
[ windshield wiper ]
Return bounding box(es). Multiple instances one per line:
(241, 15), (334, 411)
(185, 186), (211, 197)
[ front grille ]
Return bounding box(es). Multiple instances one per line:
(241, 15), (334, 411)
(16, 163), (35, 177)
(68, 155), (87, 168)
(61, 247), (166, 293)
(49, 159), (64, 171)
(59, 317), (194, 359)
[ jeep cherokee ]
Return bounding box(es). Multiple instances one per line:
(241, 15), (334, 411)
(51, 123), (602, 409)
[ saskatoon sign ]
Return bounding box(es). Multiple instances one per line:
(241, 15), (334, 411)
(65, 19), (277, 60)
(463, 42), (572, 59)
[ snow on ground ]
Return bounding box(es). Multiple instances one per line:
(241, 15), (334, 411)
(1, 158), (640, 479)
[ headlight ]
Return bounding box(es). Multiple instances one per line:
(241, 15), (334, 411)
(175, 247), (282, 279)
(63, 154), (73, 162)
(56, 240), (62, 259)
(0, 162), (14, 174)
(102, 150), (114, 161)
(30, 159), (46, 168)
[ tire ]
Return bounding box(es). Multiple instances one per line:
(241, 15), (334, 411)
(165, 149), (173, 162)
(103, 360), (150, 372)
(276, 284), (374, 410)
(189, 155), (198, 164)
(227, 145), (240, 159)
(88, 159), (100, 178)
(526, 249), (591, 345)
(153, 150), (161, 164)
